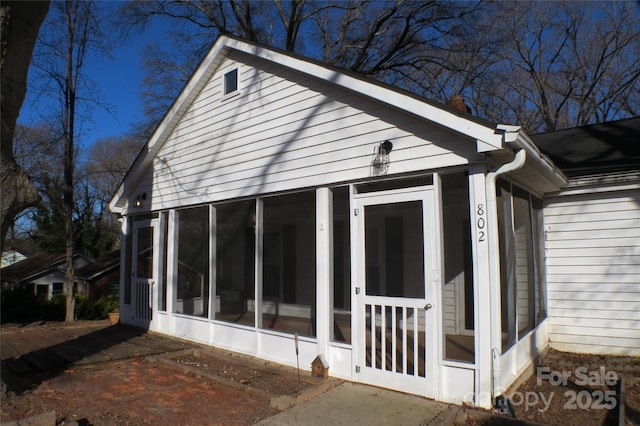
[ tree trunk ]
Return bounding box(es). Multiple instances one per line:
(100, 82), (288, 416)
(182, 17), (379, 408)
(0, 1), (49, 246)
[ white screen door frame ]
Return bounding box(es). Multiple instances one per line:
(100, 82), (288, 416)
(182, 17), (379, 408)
(131, 220), (156, 326)
(353, 187), (437, 397)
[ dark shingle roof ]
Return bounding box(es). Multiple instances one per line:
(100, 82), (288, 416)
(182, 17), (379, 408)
(0, 253), (66, 283)
(531, 117), (640, 177)
(76, 249), (120, 280)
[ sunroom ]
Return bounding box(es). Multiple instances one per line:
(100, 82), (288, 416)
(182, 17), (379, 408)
(110, 35), (566, 409)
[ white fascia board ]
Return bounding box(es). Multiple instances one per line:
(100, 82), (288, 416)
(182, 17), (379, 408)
(497, 124), (568, 190)
(477, 124), (521, 153)
(109, 35), (506, 211)
(226, 37), (504, 150)
(109, 38), (231, 212)
(108, 189), (123, 214)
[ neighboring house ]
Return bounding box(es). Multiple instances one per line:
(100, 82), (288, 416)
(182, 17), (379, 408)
(76, 249), (121, 300)
(1, 253), (93, 300)
(531, 117), (640, 356)
(1, 250), (27, 268)
(108, 35), (637, 409)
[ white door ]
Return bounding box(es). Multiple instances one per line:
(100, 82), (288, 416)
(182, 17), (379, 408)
(132, 221), (155, 325)
(354, 188), (437, 397)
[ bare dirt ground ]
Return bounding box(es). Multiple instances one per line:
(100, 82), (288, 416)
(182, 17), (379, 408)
(508, 350), (640, 426)
(457, 349), (640, 426)
(2, 321), (638, 426)
(0, 321), (326, 425)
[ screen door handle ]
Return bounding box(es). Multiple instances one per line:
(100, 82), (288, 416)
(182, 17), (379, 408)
(424, 303), (433, 311)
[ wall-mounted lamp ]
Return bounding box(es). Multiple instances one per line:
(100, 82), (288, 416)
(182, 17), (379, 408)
(371, 140), (393, 176)
(134, 192), (147, 208)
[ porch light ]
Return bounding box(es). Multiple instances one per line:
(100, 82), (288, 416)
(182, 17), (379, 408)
(135, 192), (147, 208)
(371, 140), (393, 176)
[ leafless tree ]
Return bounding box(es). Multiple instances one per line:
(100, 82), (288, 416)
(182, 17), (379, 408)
(118, 0), (329, 127)
(118, 1), (483, 130)
(120, 1), (639, 135)
(0, 1), (49, 247)
(31, 0), (110, 321)
(84, 135), (144, 209)
(469, 1), (640, 133)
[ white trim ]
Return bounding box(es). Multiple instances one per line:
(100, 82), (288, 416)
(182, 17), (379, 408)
(553, 180), (639, 196)
(109, 36), (509, 212)
(316, 188), (332, 357)
(223, 37), (503, 150)
(484, 149), (527, 405)
(352, 187), (437, 398)
(468, 168), (492, 409)
(209, 205), (217, 321)
(222, 67), (240, 97)
(255, 198), (264, 333)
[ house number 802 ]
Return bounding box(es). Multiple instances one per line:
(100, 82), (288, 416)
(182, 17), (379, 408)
(477, 204), (486, 242)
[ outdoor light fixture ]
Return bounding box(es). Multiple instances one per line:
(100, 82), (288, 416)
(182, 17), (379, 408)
(135, 192), (147, 208)
(371, 140), (393, 176)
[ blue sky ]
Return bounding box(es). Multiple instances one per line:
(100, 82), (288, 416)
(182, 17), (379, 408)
(18, 12), (172, 149)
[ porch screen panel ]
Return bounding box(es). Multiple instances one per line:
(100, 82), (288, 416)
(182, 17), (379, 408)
(175, 206), (210, 318)
(497, 179), (548, 353)
(532, 197), (547, 324)
(332, 187), (351, 343)
(497, 180), (517, 352)
(124, 217), (133, 305)
(261, 191), (316, 337)
(136, 226), (154, 278)
(160, 212), (168, 312)
(215, 200), (255, 326)
(513, 187), (535, 337)
(441, 172), (475, 363)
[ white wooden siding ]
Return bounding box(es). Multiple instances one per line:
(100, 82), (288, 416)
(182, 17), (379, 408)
(127, 51), (478, 213)
(442, 275), (460, 334)
(514, 227), (531, 332)
(544, 189), (640, 356)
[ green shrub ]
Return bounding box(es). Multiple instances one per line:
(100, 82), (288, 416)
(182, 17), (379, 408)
(0, 287), (66, 323)
(0, 287), (119, 323)
(95, 296), (119, 317)
(44, 293), (66, 321)
(76, 295), (119, 320)
(75, 295), (98, 320)
(1, 286), (39, 323)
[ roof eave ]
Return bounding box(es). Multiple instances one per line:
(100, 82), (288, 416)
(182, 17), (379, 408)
(497, 124), (568, 191)
(110, 36), (507, 211)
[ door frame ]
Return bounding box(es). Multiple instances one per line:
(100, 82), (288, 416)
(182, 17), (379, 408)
(351, 186), (438, 398)
(131, 219), (157, 327)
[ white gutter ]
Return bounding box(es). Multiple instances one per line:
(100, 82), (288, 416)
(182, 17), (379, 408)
(497, 124), (567, 190)
(484, 148), (527, 405)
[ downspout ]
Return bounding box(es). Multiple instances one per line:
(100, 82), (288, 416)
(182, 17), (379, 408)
(485, 148), (527, 406)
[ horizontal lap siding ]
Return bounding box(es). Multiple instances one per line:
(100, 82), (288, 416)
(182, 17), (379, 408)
(139, 52), (476, 211)
(544, 189), (640, 356)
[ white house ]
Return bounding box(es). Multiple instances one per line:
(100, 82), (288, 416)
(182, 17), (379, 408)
(109, 35), (637, 408)
(1, 253), (93, 300)
(532, 118), (640, 357)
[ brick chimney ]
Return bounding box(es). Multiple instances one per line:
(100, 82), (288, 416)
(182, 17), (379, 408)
(447, 95), (471, 114)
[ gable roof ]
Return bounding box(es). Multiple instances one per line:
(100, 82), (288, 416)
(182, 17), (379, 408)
(531, 117), (640, 178)
(0, 253), (92, 284)
(76, 249), (120, 281)
(109, 35), (565, 212)
(1, 253), (66, 283)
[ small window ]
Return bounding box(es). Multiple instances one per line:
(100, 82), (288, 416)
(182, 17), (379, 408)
(224, 68), (238, 95)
